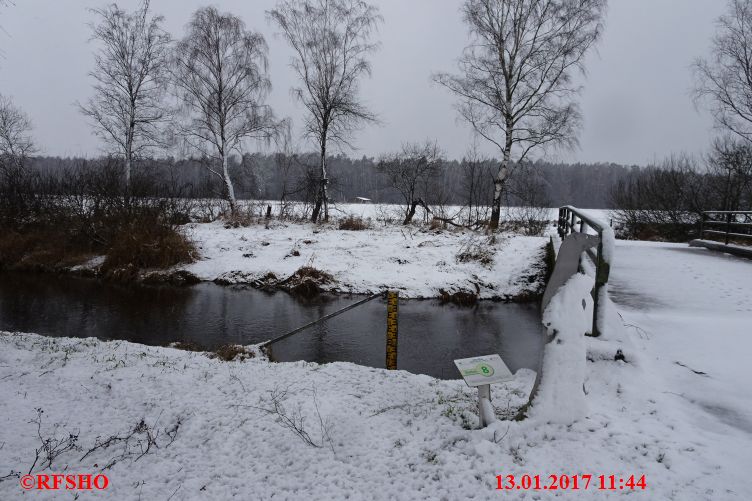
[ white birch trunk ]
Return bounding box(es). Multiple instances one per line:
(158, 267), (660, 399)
(221, 150), (237, 214)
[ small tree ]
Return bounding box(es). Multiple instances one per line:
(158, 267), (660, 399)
(706, 136), (752, 211)
(459, 144), (495, 226)
(694, 0), (752, 143)
(269, 0), (382, 222)
(79, 0), (171, 191)
(173, 6), (276, 215)
(434, 0), (606, 230)
(0, 94), (35, 173)
(378, 141), (443, 225)
(0, 95), (36, 223)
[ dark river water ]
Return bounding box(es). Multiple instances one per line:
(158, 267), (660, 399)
(0, 272), (544, 379)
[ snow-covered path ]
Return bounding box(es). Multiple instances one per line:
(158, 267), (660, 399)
(609, 241), (752, 490)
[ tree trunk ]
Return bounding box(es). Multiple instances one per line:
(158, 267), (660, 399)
(222, 152), (237, 216)
(125, 115), (134, 198)
(124, 155), (131, 191)
(312, 139), (328, 222)
(403, 200), (418, 225)
(489, 130), (513, 231)
(124, 133), (133, 209)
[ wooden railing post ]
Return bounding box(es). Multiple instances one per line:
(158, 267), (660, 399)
(726, 212), (732, 245)
(589, 231), (611, 338)
(570, 211), (576, 236)
(554, 206), (613, 338)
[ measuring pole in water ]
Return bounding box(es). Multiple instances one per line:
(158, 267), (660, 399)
(385, 291), (399, 370)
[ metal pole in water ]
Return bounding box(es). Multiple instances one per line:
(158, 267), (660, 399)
(385, 291), (399, 370)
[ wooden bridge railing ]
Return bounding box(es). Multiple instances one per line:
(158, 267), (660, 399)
(700, 211), (752, 245)
(556, 206), (615, 337)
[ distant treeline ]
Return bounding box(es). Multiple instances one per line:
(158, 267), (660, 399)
(30, 154), (641, 209)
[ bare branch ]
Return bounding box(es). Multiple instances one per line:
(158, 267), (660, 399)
(433, 0), (605, 229)
(269, 0), (382, 222)
(172, 6), (278, 214)
(79, 1), (171, 187)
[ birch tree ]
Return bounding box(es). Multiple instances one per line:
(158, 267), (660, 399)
(79, 0), (170, 191)
(269, 0), (382, 222)
(173, 6), (275, 215)
(434, 0), (606, 230)
(0, 94), (35, 174)
(694, 0), (752, 143)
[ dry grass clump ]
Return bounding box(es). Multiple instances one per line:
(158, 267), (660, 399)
(0, 227), (92, 271)
(281, 266), (335, 298)
(102, 221), (195, 273)
(339, 215), (369, 231)
(211, 344), (256, 361)
(438, 288), (478, 306)
(455, 240), (494, 267)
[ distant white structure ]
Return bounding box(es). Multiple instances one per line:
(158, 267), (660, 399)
(354, 197), (372, 203)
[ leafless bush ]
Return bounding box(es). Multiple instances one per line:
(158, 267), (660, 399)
(610, 155), (707, 241)
(459, 145), (494, 226)
(502, 163), (552, 236)
(252, 385), (334, 452)
(456, 238), (494, 267)
(0, 159), (196, 272)
(27, 408), (80, 474)
(378, 141), (444, 225)
(79, 416), (181, 470)
(500, 206), (550, 236)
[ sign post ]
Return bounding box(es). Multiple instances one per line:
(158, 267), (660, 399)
(454, 354), (514, 428)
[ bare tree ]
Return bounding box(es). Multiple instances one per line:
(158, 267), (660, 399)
(269, 0), (382, 223)
(706, 136), (752, 211)
(377, 141), (443, 225)
(172, 6), (276, 216)
(459, 143), (495, 226)
(694, 0), (752, 143)
(0, 93), (35, 173)
(434, 0), (606, 230)
(610, 155), (707, 241)
(273, 119), (305, 216)
(79, 0), (170, 191)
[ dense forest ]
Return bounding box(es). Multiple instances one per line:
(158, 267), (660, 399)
(31, 154), (640, 209)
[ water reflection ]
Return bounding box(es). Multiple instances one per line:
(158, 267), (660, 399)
(0, 272), (544, 379)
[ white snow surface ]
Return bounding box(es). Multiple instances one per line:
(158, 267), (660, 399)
(0, 333), (542, 500)
(603, 240), (752, 499)
(1, 237), (751, 499)
(531, 273), (594, 424)
(183, 221), (548, 299)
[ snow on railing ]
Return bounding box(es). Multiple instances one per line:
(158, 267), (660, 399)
(556, 206), (614, 337)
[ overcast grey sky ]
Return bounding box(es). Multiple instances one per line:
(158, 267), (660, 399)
(0, 0), (726, 165)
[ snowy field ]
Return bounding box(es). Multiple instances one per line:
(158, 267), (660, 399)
(183, 221), (548, 299)
(211, 200), (611, 226)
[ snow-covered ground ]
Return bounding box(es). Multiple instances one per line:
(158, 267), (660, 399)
(199, 200), (610, 226)
(2, 218), (750, 499)
(3, 238), (750, 499)
(0, 333), (541, 500)
(607, 241), (752, 496)
(184, 221), (548, 299)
